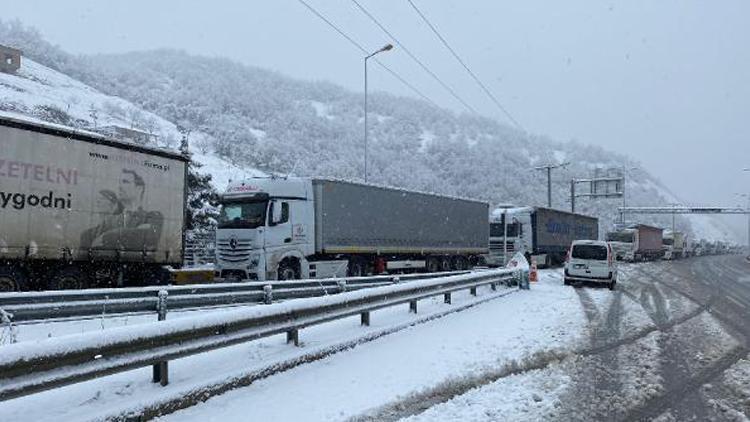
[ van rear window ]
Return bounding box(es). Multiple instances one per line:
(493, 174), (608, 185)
(572, 244), (608, 260)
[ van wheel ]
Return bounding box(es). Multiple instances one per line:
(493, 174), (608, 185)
(0, 266), (24, 292)
(563, 278), (571, 286)
(48, 267), (89, 290)
(609, 280), (616, 291)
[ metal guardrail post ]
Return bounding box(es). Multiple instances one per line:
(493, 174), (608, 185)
(490, 281), (497, 291)
(152, 290), (169, 386)
(263, 285), (273, 304)
(286, 329), (299, 346)
(443, 293), (451, 304)
(409, 300), (418, 313)
(337, 280), (347, 293)
(361, 311), (370, 326)
(469, 286), (477, 296)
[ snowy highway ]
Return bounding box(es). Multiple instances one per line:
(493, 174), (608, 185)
(159, 255), (750, 421)
(1, 256), (749, 421)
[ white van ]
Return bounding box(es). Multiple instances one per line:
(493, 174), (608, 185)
(564, 240), (618, 290)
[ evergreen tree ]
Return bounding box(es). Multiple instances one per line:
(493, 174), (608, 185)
(185, 159), (220, 232)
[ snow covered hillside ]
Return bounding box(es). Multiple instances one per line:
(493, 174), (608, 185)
(0, 56), (261, 190)
(0, 20), (737, 241)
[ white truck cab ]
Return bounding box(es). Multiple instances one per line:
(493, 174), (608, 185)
(215, 177), (317, 281)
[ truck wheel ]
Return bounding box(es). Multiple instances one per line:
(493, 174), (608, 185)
(0, 266), (24, 292)
(278, 260), (300, 280)
(426, 257), (440, 273)
(439, 257), (451, 272)
(48, 267), (89, 290)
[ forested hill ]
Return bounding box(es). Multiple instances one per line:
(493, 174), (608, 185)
(0, 20), (735, 240)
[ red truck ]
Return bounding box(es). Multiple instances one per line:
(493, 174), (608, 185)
(606, 224), (664, 262)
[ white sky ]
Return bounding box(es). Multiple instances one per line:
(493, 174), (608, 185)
(4, 0), (750, 234)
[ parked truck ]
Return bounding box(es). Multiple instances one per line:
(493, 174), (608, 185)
(485, 206), (599, 268)
(0, 116), (188, 292)
(606, 224), (664, 261)
(214, 177), (489, 281)
(662, 230), (687, 260)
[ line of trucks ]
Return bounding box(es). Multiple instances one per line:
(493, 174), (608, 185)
(0, 116), (740, 292)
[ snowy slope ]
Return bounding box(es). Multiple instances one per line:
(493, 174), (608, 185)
(0, 57), (263, 190)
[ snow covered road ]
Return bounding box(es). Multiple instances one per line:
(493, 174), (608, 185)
(3, 256), (749, 421)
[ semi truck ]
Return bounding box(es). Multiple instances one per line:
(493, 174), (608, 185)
(0, 116), (188, 292)
(606, 224), (664, 261)
(214, 177), (489, 281)
(662, 230), (687, 260)
(485, 206), (599, 268)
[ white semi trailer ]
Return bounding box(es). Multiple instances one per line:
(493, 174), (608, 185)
(214, 177), (489, 281)
(0, 116), (187, 291)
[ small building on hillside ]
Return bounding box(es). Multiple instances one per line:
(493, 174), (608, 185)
(0, 45), (22, 74)
(98, 125), (158, 146)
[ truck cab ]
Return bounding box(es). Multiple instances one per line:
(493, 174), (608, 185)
(215, 177), (315, 281)
(605, 228), (636, 261)
(486, 207), (532, 267)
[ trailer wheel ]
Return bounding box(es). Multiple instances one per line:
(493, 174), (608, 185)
(452, 256), (469, 271)
(0, 266), (24, 292)
(426, 257), (440, 273)
(48, 267), (89, 290)
(439, 257), (452, 272)
(347, 259), (366, 277)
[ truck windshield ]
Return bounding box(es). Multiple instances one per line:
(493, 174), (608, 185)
(490, 222), (519, 237)
(572, 244), (608, 260)
(606, 232), (634, 243)
(663, 238), (674, 245)
(218, 200), (268, 229)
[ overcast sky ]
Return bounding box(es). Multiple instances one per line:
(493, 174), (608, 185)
(4, 0), (750, 234)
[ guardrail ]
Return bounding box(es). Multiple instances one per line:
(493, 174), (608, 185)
(0, 269), (518, 402)
(0, 271), (472, 322)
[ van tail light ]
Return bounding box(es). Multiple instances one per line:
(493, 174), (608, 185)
(607, 244), (614, 266)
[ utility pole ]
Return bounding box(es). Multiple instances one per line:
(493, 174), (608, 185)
(535, 162), (568, 208)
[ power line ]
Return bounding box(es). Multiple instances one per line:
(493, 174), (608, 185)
(296, 0), (437, 107)
(406, 0), (525, 131)
(350, 0), (478, 115)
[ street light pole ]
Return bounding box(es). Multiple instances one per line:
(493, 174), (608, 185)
(363, 44), (393, 183)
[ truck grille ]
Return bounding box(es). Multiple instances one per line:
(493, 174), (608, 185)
(489, 241), (515, 253)
(216, 239), (253, 263)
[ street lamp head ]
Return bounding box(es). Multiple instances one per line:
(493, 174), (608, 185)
(367, 44), (394, 59)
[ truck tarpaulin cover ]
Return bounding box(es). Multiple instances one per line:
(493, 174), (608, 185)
(314, 180), (489, 254)
(0, 122), (185, 264)
(533, 208), (598, 250)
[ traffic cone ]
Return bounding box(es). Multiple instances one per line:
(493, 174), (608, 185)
(529, 258), (538, 282)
